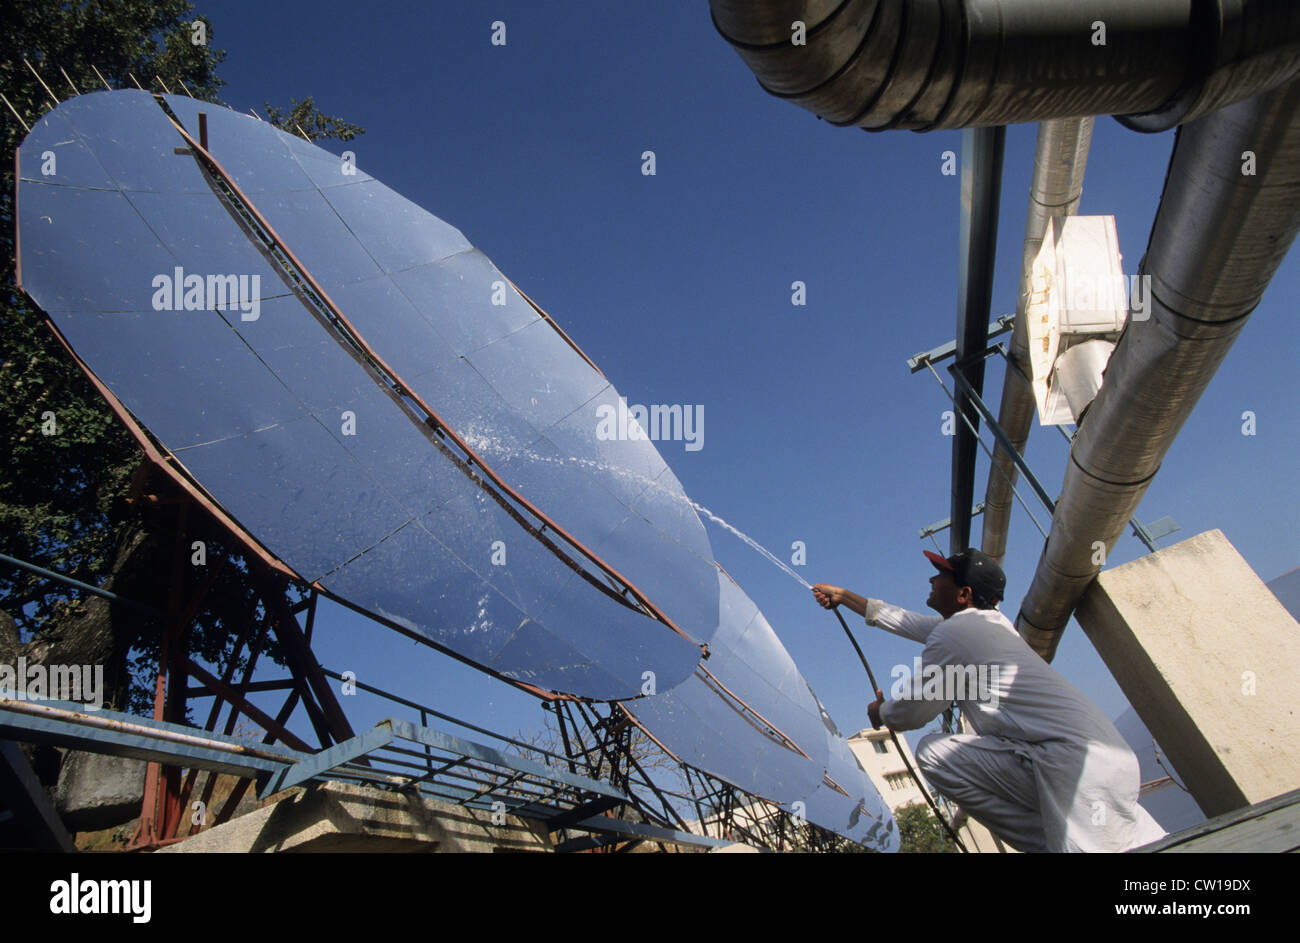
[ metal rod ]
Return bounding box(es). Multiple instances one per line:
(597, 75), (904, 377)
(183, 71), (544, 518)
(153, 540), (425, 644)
(951, 125), (1006, 553)
(0, 92), (30, 131)
(22, 58), (59, 105)
(946, 364), (1058, 515)
(90, 64), (112, 91)
(58, 66), (80, 95)
(0, 551), (166, 618)
(0, 699), (292, 763)
(927, 363), (1051, 540)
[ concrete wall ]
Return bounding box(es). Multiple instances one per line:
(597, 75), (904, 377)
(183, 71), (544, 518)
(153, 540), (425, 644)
(1076, 529), (1300, 817)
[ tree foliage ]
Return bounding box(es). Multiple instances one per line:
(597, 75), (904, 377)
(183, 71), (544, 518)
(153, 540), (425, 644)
(0, 1), (362, 714)
(895, 801), (959, 853)
(263, 96), (363, 142)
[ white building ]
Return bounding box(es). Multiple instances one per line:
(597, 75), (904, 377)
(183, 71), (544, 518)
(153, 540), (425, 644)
(848, 726), (1012, 853)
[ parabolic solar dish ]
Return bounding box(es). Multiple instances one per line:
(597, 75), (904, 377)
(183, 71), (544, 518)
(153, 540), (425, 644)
(16, 90), (893, 847)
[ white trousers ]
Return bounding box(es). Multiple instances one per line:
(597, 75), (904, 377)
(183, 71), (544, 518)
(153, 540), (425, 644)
(915, 731), (1167, 852)
(916, 731), (1052, 852)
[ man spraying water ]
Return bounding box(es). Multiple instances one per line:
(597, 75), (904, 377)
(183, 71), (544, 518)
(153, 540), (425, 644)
(813, 549), (1165, 853)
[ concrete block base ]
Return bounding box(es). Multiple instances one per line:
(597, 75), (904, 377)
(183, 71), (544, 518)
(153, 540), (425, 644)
(158, 781), (553, 853)
(1076, 529), (1300, 817)
(55, 750), (145, 832)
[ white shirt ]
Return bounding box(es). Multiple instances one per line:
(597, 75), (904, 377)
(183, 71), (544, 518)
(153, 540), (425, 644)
(865, 599), (1166, 852)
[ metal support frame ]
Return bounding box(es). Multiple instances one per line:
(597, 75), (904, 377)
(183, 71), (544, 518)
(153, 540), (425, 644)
(920, 504), (986, 539)
(546, 701), (859, 853)
(947, 357), (1058, 514)
(2, 460), (361, 849)
(916, 343), (1162, 557)
(908, 315), (1014, 373)
(950, 126), (1007, 554)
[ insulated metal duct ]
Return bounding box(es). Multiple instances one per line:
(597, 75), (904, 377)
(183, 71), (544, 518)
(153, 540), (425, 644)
(710, 0), (1300, 132)
(983, 118), (1093, 564)
(1018, 77), (1300, 657)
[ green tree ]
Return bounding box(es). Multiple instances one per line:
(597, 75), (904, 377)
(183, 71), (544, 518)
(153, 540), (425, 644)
(895, 801), (960, 853)
(0, 1), (363, 715)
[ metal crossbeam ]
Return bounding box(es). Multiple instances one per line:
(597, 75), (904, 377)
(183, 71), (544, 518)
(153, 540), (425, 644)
(568, 815), (736, 850)
(948, 363), (1058, 513)
(545, 795), (624, 831)
(259, 723), (395, 798)
(908, 315), (1014, 373)
(920, 503), (986, 538)
(387, 718), (627, 802)
(0, 699), (301, 780)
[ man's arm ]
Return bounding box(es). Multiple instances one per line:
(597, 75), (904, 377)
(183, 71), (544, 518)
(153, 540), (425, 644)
(878, 688), (950, 732)
(879, 634), (969, 731)
(812, 584), (941, 644)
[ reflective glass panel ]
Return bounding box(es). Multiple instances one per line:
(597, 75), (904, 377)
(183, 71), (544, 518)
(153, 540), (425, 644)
(57, 90), (213, 193)
(464, 318), (609, 438)
(20, 185), (172, 312)
(18, 107), (116, 190)
(50, 309), (306, 448)
(176, 413), (415, 583)
(389, 250), (537, 355)
(322, 179), (472, 273)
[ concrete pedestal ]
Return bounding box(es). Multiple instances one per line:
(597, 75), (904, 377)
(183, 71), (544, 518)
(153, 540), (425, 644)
(1076, 529), (1300, 818)
(158, 780), (553, 853)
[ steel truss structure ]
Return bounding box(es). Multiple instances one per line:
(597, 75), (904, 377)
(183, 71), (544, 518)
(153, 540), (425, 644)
(543, 699), (866, 853)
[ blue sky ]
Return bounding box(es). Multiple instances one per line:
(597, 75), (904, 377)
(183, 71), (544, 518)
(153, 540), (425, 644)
(192, 1), (1300, 759)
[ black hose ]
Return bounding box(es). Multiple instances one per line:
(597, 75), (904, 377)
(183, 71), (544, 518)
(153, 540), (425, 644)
(831, 606), (968, 853)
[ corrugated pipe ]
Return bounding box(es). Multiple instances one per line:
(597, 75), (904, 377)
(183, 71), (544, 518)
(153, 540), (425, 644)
(982, 119), (1093, 565)
(709, 0), (1300, 132)
(1018, 77), (1300, 658)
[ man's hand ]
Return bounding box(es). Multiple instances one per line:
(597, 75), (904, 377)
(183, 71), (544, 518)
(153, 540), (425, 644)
(867, 688), (886, 730)
(811, 584), (869, 617)
(812, 584), (843, 609)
